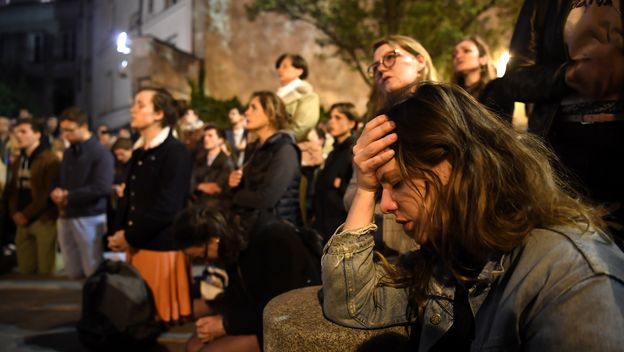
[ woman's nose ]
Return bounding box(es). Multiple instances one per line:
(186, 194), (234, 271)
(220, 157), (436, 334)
(379, 188), (398, 214)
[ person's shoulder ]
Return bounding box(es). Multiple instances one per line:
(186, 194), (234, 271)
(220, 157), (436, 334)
(163, 135), (190, 154)
(295, 80), (316, 95)
(38, 149), (59, 164)
(90, 139), (114, 159)
(523, 226), (624, 281)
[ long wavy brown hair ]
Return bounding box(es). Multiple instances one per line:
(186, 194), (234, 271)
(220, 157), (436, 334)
(381, 82), (608, 318)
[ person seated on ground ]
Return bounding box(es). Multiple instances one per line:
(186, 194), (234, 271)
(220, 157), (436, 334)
(173, 205), (320, 352)
(190, 124), (235, 208)
(228, 91), (301, 226)
(322, 82), (624, 350)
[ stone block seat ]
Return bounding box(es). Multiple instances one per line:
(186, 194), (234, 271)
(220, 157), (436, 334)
(264, 286), (409, 352)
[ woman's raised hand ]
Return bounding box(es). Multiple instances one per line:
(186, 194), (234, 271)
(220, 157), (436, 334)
(352, 115), (397, 191)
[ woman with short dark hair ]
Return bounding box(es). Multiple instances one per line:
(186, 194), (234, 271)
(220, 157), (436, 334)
(275, 53), (320, 142)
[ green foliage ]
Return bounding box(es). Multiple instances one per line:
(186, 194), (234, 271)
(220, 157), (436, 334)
(189, 65), (244, 128)
(247, 0), (522, 83)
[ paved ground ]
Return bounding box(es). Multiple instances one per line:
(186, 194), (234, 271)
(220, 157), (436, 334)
(0, 270), (194, 352)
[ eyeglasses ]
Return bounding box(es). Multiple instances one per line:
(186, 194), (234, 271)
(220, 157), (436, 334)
(366, 49), (413, 78)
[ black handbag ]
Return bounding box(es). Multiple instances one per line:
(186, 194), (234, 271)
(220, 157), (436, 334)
(76, 259), (163, 351)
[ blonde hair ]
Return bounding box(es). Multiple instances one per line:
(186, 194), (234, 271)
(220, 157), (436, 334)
(372, 35), (439, 82)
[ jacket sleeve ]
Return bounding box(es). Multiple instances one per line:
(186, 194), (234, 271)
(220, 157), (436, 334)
(232, 144), (299, 210)
(67, 149), (114, 207)
(291, 93), (320, 142)
(22, 154), (60, 221)
(125, 144), (191, 248)
(322, 223), (411, 328)
(495, 0), (569, 103)
(216, 155), (235, 193)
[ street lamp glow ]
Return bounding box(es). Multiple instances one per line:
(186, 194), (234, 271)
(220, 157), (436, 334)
(496, 51), (510, 77)
(116, 32), (131, 54)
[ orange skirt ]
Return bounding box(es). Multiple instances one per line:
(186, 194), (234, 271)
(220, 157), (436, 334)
(127, 249), (192, 323)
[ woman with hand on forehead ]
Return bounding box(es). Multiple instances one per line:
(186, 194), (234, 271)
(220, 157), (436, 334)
(323, 82), (624, 350)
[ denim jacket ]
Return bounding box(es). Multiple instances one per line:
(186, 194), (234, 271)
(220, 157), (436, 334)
(322, 224), (624, 351)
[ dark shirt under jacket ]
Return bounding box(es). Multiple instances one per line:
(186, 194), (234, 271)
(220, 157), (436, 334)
(232, 132), (301, 225)
(113, 133), (191, 251)
(313, 136), (354, 241)
(58, 135), (114, 218)
(190, 150), (235, 206)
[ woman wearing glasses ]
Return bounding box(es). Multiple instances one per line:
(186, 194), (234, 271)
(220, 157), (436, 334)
(344, 35), (439, 254)
(228, 91), (301, 226)
(367, 35), (439, 112)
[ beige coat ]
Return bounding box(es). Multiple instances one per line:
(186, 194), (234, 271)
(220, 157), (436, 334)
(280, 80), (320, 142)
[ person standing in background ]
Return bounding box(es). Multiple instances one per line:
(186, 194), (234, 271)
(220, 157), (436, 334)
(9, 118), (60, 275)
(108, 87), (192, 324)
(493, 0), (624, 246)
(312, 103), (358, 242)
(51, 107), (114, 279)
(451, 36), (497, 101)
(224, 107), (247, 167)
(191, 124), (235, 208)
(275, 53), (320, 142)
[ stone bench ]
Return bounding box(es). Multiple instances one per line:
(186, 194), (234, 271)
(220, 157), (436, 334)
(264, 286), (409, 351)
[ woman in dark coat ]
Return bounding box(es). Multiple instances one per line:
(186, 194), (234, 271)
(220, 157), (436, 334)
(228, 91), (301, 226)
(312, 102), (358, 241)
(108, 87), (192, 324)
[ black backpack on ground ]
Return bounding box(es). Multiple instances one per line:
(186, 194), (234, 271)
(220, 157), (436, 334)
(76, 259), (163, 351)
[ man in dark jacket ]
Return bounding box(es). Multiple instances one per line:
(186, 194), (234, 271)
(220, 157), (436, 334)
(51, 107), (114, 279)
(190, 124), (235, 208)
(9, 118), (60, 274)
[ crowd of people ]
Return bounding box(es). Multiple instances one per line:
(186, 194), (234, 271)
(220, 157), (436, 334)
(0, 0), (623, 350)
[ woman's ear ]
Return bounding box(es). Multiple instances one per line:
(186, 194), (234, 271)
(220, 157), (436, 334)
(479, 56), (488, 67)
(153, 110), (165, 123)
(295, 67), (304, 79)
(415, 55), (426, 72)
(434, 160), (452, 186)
